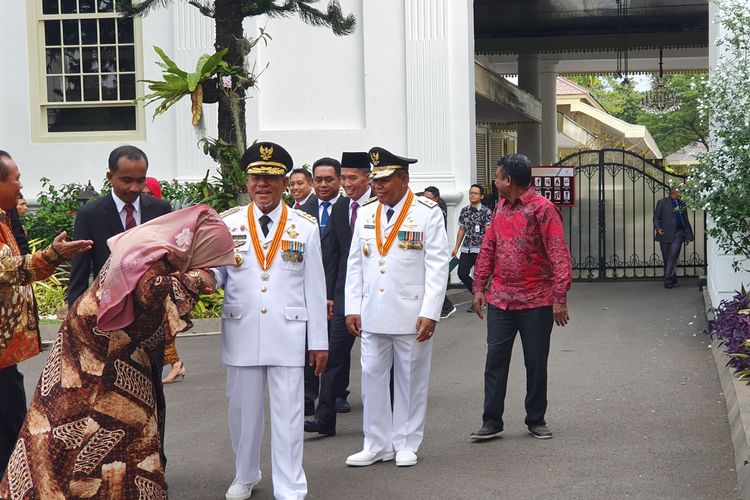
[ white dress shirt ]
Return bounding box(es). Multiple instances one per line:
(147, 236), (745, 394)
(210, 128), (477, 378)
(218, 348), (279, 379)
(349, 188), (372, 222)
(111, 192), (142, 229)
(317, 194), (340, 222)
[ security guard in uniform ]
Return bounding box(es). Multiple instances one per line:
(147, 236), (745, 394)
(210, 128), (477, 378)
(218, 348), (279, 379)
(213, 142), (328, 500)
(344, 147), (449, 468)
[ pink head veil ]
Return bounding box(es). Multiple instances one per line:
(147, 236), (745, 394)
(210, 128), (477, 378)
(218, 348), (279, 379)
(96, 204), (236, 331)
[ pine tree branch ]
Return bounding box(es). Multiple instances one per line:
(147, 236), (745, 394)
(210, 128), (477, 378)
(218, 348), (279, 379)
(188, 0), (215, 18)
(242, 0), (295, 18)
(117, 0), (173, 17)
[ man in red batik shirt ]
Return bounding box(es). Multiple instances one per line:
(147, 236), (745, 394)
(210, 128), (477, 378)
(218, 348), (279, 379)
(470, 154), (572, 441)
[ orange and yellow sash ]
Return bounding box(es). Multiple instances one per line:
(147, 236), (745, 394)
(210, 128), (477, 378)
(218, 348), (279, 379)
(247, 203), (288, 270)
(375, 190), (414, 256)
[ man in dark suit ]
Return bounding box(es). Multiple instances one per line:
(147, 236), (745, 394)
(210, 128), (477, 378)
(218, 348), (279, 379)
(287, 167), (315, 208)
(299, 157), (342, 416)
(68, 145), (172, 308)
(654, 187), (694, 289)
(305, 152), (372, 436)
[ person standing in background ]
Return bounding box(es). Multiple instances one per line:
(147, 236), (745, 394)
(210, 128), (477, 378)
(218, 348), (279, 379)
(471, 154), (572, 442)
(288, 168), (315, 209)
(653, 187), (694, 289)
(300, 158), (342, 416)
(305, 151), (373, 436)
(422, 186), (456, 319)
(68, 146), (172, 309)
(452, 184), (492, 312)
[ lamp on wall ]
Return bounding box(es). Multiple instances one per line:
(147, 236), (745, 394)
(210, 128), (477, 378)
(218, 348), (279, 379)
(641, 48), (683, 114)
(77, 181), (97, 207)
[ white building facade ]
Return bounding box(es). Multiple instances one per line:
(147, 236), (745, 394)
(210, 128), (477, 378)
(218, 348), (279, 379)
(2, 0), (475, 238)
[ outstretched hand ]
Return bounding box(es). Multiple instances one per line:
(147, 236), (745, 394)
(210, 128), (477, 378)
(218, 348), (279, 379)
(51, 231), (93, 260)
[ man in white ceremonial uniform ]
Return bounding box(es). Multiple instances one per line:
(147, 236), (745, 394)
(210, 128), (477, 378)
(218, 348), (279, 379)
(213, 142), (328, 500)
(344, 147), (450, 468)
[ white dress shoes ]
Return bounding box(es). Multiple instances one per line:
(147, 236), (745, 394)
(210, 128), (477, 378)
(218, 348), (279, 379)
(226, 475), (261, 500)
(345, 449), (395, 466)
(395, 450), (418, 467)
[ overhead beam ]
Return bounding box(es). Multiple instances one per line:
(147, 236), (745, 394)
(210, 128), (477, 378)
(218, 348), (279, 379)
(474, 61), (541, 124)
(475, 32), (708, 56)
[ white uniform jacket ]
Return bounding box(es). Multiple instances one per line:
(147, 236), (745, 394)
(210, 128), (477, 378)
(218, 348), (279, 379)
(214, 203), (328, 367)
(344, 194), (450, 334)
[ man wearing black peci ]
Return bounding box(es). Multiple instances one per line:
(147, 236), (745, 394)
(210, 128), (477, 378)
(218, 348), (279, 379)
(300, 157), (343, 415)
(305, 152), (373, 436)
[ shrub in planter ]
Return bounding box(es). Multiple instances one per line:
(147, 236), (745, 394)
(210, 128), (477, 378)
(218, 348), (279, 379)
(709, 290), (750, 379)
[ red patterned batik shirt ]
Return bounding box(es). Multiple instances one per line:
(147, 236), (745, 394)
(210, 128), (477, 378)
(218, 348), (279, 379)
(473, 189), (572, 310)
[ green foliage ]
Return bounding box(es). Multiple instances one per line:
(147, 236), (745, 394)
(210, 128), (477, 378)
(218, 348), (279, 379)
(140, 46), (229, 119)
(567, 73), (709, 157)
(159, 179), (204, 210)
(27, 237), (70, 318)
(684, 0), (750, 267)
(191, 289), (224, 319)
(24, 178), (102, 246)
(32, 280), (67, 317)
(195, 137), (250, 212)
(638, 74), (709, 156)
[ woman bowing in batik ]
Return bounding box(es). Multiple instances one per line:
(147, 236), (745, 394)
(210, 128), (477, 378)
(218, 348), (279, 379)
(0, 204), (236, 499)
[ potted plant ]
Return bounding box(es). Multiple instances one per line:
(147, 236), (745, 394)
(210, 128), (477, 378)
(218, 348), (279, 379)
(140, 46), (229, 126)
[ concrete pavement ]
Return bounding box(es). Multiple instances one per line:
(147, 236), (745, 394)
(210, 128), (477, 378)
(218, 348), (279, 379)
(21, 282), (737, 499)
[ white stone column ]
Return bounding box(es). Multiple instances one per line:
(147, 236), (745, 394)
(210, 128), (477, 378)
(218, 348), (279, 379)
(517, 53), (541, 164)
(403, 0), (474, 281)
(172, 4), (217, 182)
(540, 59), (559, 165)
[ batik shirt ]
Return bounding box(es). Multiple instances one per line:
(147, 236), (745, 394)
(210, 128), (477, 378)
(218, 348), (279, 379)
(0, 209), (62, 368)
(473, 189), (572, 310)
(457, 203), (493, 253)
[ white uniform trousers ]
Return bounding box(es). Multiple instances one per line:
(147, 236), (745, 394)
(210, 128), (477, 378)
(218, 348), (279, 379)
(226, 365), (307, 500)
(360, 331), (433, 454)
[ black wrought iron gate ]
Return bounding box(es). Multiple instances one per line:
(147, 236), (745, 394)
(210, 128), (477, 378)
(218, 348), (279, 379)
(553, 149), (706, 280)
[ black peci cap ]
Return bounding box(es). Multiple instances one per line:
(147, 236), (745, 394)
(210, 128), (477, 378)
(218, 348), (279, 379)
(341, 152), (371, 170)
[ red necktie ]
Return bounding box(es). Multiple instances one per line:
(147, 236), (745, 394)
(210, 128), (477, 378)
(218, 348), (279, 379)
(350, 201), (359, 232)
(123, 204), (136, 230)
(294, 201), (301, 209)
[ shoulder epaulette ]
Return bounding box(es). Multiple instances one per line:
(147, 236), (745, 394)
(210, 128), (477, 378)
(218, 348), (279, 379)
(362, 196), (378, 206)
(417, 196), (437, 208)
(220, 206), (241, 218)
(294, 209), (318, 224)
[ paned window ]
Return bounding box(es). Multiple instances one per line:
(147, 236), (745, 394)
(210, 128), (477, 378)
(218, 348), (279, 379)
(35, 0), (141, 136)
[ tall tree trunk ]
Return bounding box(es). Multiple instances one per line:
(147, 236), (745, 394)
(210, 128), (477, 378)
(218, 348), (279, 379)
(214, 0), (246, 162)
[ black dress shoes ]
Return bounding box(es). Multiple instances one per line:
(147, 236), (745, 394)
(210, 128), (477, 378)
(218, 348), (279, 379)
(304, 419), (336, 436)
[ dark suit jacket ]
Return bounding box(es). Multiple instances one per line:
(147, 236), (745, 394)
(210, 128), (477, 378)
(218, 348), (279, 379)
(321, 196), (361, 316)
(654, 196), (694, 244)
(288, 193), (317, 208)
(67, 193), (172, 307)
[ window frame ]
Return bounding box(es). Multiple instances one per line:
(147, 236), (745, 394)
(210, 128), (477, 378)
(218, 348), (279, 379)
(28, 0), (145, 142)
